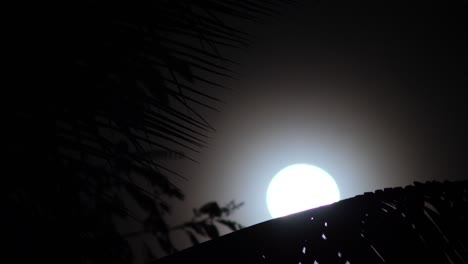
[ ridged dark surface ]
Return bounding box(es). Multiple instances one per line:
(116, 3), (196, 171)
(157, 180), (468, 264)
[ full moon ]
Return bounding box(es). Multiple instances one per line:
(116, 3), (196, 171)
(266, 164), (340, 218)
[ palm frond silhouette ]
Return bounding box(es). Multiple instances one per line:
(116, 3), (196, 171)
(5, 1), (286, 263)
(157, 180), (468, 264)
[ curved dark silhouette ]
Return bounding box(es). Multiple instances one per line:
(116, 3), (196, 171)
(157, 180), (468, 264)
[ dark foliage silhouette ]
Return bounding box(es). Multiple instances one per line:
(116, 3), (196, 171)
(172, 200), (245, 243)
(157, 180), (468, 264)
(5, 1), (287, 263)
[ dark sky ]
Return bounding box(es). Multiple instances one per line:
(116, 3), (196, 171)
(163, 0), (468, 249)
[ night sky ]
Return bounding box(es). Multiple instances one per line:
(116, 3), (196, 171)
(161, 0), (468, 250)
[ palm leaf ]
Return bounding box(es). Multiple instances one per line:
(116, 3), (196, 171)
(158, 180), (468, 264)
(7, 1), (291, 263)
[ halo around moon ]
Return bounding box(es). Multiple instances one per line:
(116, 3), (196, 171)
(266, 163), (340, 218)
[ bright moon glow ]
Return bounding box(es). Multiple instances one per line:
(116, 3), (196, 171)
(267, 164), (340, 218)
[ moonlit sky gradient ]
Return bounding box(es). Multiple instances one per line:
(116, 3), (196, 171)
(164, 0), (468, 240)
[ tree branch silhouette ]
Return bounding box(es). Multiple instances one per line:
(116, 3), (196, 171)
(5, 1), (286, 263)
